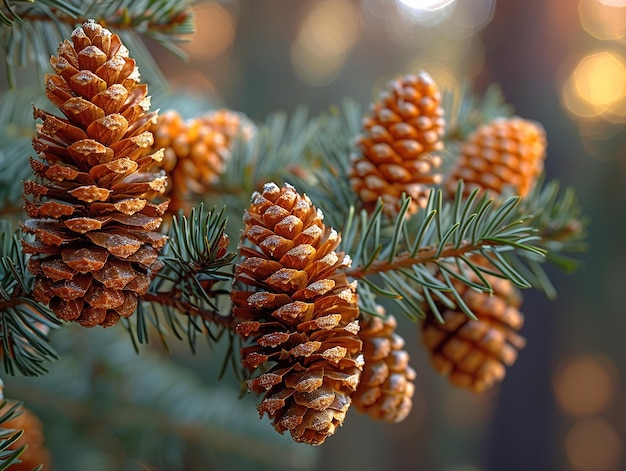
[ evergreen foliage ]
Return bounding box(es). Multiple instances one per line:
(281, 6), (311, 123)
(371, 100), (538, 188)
(0, 3), (589, 468)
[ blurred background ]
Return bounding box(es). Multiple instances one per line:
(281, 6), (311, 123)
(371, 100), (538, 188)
(150, 1), (624, 470)
(3, 0), (626, 470)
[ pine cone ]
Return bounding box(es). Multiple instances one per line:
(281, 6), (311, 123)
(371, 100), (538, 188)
(421, 261), (526, 393)
(445, 117), (546, 200)
(232, 182), (363, 445)
(350, 71), (445, 216)
(352, 309), (416, 423)
(201, 108), (256, 143)
(22, 19), (168, 327)
(0, 401), (51, 471)
(151, 108), (255, 216)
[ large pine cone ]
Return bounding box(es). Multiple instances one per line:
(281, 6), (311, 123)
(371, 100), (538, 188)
(151, 108), (255, 216)
(232, 182), (363, 445)
(0, 401), (51, 470)
(445, 117), (546, 200)
(421, 262), (526, 393)
(350, 71), (445, 216)
(22, 20), (168, 327)
(352, 310), (416, 423)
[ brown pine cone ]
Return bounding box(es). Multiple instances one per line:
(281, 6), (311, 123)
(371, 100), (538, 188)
(201, 108), (256, 143)
(445, 117), (546, 200)
(150, 108), (255, 216)
(22, 20), (168, 327)
(0, 401), (51, 471)
(352, 309), (416, 423)
(350, 71), (445, 216)
(232, 182), (363, 445)
(421, 261), (526, 393)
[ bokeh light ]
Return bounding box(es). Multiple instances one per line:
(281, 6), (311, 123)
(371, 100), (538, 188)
(395, 0), (456, 25)
(181, 2), (235, 61)
(597, 0), (626, 6)
(579, 0), (626, 40)
(397, 0), (456, 12)
(561, 50), (626, 119)
(565, 418), (623, 471)
(552, 354), (617, 417)
(290, 0), (360, 86)
(575, 52), (626, 106)
(447, 0), (496, 38)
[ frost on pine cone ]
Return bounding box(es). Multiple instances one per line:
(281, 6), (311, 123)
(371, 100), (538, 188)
(445, 117), (546, 200)
(232, 182), (363, 445)
(421, 261), (526, 393)
(151, 108), (255, 216)
(349, 71), (445, 216)
(22, 20), (168, 327)
(352, 310), (416, 423)
(0, 401), (51, 470)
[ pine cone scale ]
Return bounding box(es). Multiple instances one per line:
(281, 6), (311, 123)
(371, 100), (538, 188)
(232, 183), (362, 445)
(24, 20), (167, 327)
(421, 258), (526, 393)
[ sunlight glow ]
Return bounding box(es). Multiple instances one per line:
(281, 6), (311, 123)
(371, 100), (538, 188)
(182, 2), (235, 60)
(290, 0), (359, 86)
(565, 418), (623, 471)
(574, 51), (626, 106)
(579, 0), (626, 40)
(597, 0), (626, 6)
(397, 0), (456, 11)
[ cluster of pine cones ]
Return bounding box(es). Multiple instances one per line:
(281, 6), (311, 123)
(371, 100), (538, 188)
(350, 71), (546, 394)
(230, 72), (546, 444)
(18, 19), (548, 454)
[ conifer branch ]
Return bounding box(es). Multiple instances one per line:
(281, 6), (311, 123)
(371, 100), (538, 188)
(0, 221), (60, 377)
(342, 188), (543, 281)
(217, 107), (319, 201)
(499, 177), (589, 298)
(291, 99), (364, 229)
(1, 0), (195, 88)
(443, 81), (514, 142)
(8, 327), (319, 469)
(130, 206), (236, 351)
(0, 0), (193, 35)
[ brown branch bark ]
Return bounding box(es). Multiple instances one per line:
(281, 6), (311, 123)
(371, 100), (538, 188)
(343, 242), (487, 279)
(3, 9), (191, 34)
(141, 291), (235, 331)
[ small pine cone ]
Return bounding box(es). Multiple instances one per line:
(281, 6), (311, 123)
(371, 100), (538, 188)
(150, 108), (254, 216)
(0, 401), (51, 470)
(350, 71), (445, 216)
(445, 117), (546, 200)
(232, 182), (363, 445)
(22, 20), (168, 327)
(202, 108), (257, 143)
(352, 310), (416, 423)
(421, 262), (526, 393)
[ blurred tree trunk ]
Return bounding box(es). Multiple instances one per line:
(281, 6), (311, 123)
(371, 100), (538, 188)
(479, 1), (579, 470)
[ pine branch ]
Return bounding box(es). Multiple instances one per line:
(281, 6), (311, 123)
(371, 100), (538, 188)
(499, 176), (589, 299)
(0, 88), (53, 213)
(0, 220), (60, 377)
(130, 206), (236, 352)
(290, 99), (364, 229)
(8, 326), (320, 470)
(217, 107), (319, 202)
(339, 186), (546, 320)
(442, 81), (514, 143)
(0, 0), (195, 88)
(343, 187), (543, 279)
